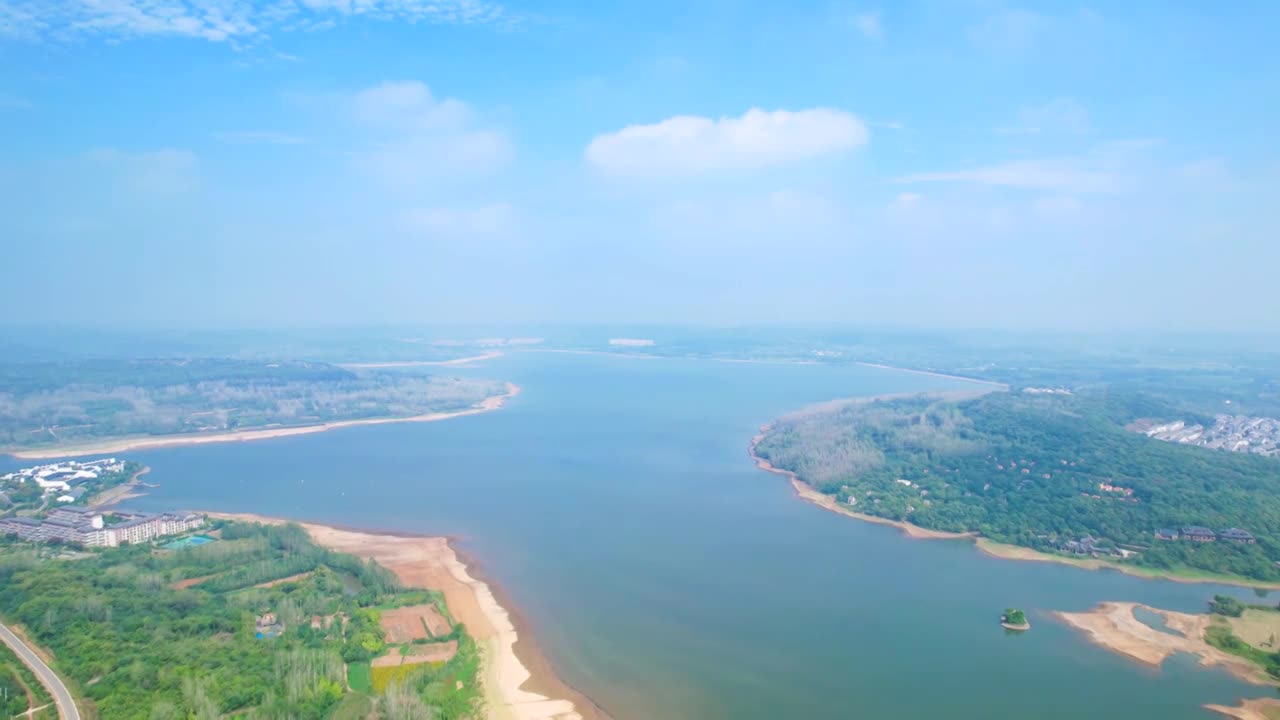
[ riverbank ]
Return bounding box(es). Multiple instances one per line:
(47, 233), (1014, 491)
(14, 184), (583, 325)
(203, 512), (608, 720)
(853, 361), (1009, 389)
(4, 383), (521, 460)
(1056, 602), (1274, 687)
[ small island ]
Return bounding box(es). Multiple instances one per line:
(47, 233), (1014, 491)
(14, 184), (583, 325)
(1001, 608), (1031, 631)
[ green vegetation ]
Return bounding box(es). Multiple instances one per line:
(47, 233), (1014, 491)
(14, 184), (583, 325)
(0, 637), (46, 717)
(1002, 608), (1028, 626)
(0, 521), (481, 719)
(0, 358), (505, 451)
(756, 391), (1280, 581)
(1206, 621), (1280, 678)
(1210, 595), (1248, 617)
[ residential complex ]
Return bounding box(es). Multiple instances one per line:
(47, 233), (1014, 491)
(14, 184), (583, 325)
(1140, 415), (1280, 458)
(0, 507), (204, 548)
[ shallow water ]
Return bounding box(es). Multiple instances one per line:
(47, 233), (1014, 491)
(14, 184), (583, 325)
(4, 352), (1271, 718)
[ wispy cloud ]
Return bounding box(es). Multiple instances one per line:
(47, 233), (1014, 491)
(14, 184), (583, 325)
(995, 98), (1089, 135)
(344, 80), (509, 186)
(852, 12), (882, 39)
(215, 130), (307, 145)
(0, 0), (516, 45)
(896, 158), (1121, 193)
(586, 107), (868, 178)
(969, 8), (1050, 53)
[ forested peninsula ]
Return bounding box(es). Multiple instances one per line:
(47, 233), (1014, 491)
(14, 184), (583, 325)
(753, 391), (1280, 582)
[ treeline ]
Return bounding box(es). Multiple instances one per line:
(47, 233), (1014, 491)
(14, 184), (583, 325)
(756, 391), (1280, 580)
(0, 358), (505, 450)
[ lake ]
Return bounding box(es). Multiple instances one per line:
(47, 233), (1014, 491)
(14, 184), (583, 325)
(7, 352), (1272, 718)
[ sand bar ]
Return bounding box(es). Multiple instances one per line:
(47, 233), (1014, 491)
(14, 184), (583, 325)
(5, 384), (520, 460)
(1206, 697), (1280, 720)
(204, 512), (607, 720)
(340, 352), (505, 369)
(1056, 602), (1273, 686)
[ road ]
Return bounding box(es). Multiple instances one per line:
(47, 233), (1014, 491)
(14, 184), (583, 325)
(0, 622), (79, 720)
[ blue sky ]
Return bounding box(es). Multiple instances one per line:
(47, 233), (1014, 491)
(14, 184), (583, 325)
(1, 0), (1277, 330)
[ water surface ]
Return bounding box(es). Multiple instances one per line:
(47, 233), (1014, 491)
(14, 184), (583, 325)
(6, 353), (1270, 719)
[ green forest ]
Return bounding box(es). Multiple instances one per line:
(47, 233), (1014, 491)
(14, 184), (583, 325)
(0, 521), (481, 719)
(755, 391), (1280, 581)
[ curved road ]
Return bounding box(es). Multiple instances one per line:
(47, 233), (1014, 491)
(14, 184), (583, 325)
(0, 622), (79, 720)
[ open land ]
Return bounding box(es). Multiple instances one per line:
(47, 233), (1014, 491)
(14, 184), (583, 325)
(206, 512), (609, 720)
(8, 383), (520, 460)
(1055, 602), (1272, 685)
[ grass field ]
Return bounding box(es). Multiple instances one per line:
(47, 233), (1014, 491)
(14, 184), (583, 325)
(346, 661), (372, 693)
(371, 663), (427, 692)
(1228, 608), (1280, 649)
(328, 692), (374, 719)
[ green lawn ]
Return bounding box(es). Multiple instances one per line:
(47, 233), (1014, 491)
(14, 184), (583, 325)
(346, 662), (372, 694)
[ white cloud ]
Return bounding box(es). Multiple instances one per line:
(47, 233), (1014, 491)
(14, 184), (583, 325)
(400, 204), (513, 236)
(0, 0), (514, 44)
(85, 148), (199, 195)
(345, 81), (509, 186)
(586, 108), (868, 178)
(215, 130), (308, 145)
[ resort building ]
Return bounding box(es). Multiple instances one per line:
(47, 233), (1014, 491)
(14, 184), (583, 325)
(0, 509), (203, 548)
(1181, 526), (1217, 542)
(1154, 528), (1180, 541)
(1220, 528), (1256, 544)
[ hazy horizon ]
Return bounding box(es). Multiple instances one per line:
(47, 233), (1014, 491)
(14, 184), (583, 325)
(3, 1), (1277, 331)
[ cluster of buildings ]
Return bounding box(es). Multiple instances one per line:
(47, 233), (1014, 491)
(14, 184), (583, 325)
(0, 458), (127, 503)
(1141, 416), (1280, 457)
(1154, 526), (1256, 544)
(0, 506), (204, 548)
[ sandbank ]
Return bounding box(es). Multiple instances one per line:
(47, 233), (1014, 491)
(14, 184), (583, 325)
(1206, 697), (1280, 720)
(204, 512), (608, 720)
(4, 384), (520, 460)
(853, 361), (1009, 389)
(1056, 602), (1273, 686)
(340, 352), (505, 369)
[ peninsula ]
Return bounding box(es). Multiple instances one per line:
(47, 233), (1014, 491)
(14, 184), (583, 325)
(0, 358), (515, 459)
(750, 389), (1280, 585)
(206, 512), (607, 720)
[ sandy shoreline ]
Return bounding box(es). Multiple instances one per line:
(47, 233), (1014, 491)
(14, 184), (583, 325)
(1056, 602), (1274, 686)
(4, 383), (521, 460)
(340, 352), (505, 369)
(204, 512), (609, 720)
(1206, 697), (1280, 720)
(853, 361), (1009, 389)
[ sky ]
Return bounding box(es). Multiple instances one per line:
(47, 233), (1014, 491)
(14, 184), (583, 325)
(1, 0), (1277, 331)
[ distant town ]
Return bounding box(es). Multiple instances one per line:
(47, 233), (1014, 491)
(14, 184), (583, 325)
(0, 458), (204, 548)
(1137, 414), (1280, 457)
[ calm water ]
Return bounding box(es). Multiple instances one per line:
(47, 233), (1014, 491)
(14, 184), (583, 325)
(6, 352), (1276, 718)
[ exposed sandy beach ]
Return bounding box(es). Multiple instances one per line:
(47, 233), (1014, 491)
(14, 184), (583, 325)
(1056, 602), (1273, 686)
(1206, 697), (1280, 720)
(204, 512), (608, 720)
(5, 383), (521, 460)
(340, 351), (505, 369)
(853, 361), (1009, 389)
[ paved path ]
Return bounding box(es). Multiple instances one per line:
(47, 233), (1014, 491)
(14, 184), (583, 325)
(0, 622), (79, 720)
